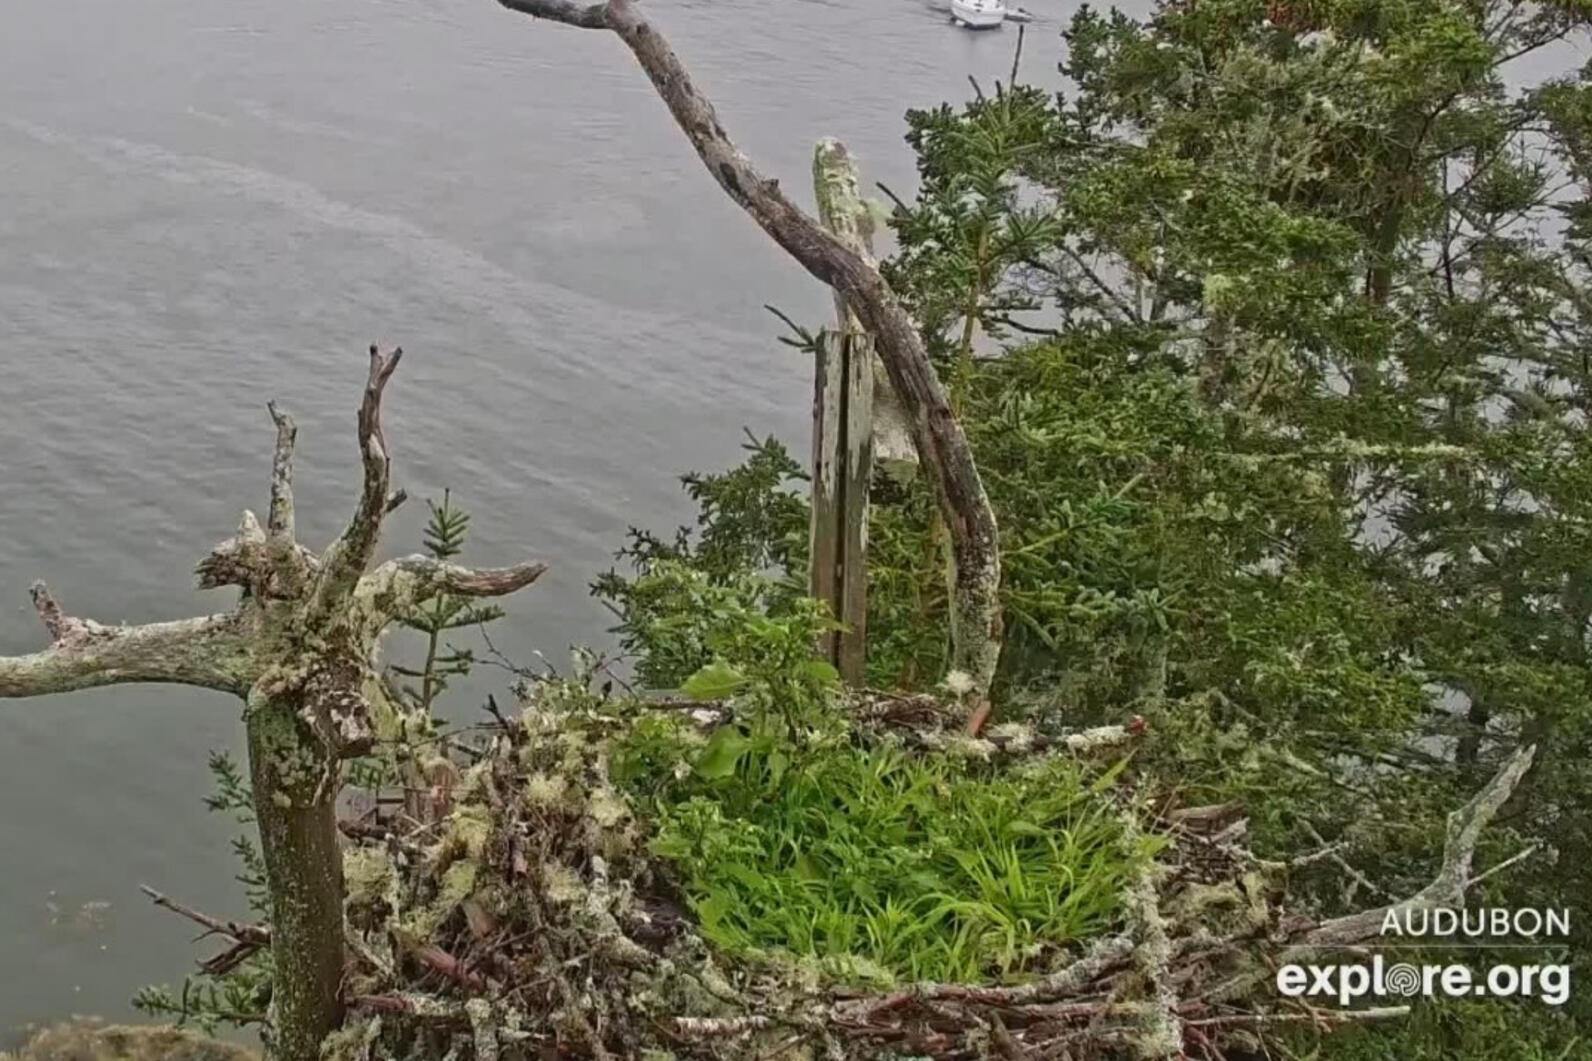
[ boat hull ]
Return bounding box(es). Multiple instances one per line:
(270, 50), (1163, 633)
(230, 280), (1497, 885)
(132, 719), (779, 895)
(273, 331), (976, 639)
(950, 0), (1006, 28)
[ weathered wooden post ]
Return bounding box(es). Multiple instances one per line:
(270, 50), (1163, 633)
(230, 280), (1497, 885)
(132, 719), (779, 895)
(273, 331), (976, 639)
(809, 327), (871, 684)
(809, 139), (919, 686)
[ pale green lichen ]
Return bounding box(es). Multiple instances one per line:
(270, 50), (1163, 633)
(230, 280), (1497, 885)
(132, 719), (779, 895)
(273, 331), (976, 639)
(454, 759), (493, 802)
(1062, 724), (1131, 754)
(344, 846), (398, 910)
(588, 786), (630, 828)
(941, 735), (996, 761)
(816, 954), (896, 991)
(438, 860), (479, 907)
(320, 1015), (382, 1061)
(465, 999), (497, 1061)
(523, 771), (568, 808)
(401, 859), (480, 939)
(544, 862), (586, 906)
(941, 669), (975, 698)
(1167, 871), (1271, 940)
(433, 804), (491, 867)
(1202, 272), (1239, 310)
(1123, 819), (1181, 1059)
(986, 721), (1034, 752)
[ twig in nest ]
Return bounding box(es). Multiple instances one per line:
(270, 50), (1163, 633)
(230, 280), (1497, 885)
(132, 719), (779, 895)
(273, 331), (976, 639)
(1184, 1006), (1410, 1028)
(1467, 843), (1539, 887)
(338, 817), (426, 858)
(409, 941), (491, 992)
(482, 693), (524, 744)
(1301, 821), (1388, 899)
(350, 994), (470, 1020)
(1163, 801), (1246, 834)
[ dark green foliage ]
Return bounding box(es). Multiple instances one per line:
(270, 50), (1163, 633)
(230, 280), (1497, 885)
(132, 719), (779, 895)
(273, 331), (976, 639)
(131, 977), (272, 1036)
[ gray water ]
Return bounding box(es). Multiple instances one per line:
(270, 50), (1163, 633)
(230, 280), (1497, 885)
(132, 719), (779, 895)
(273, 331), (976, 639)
(0, 0), (1082, 1037)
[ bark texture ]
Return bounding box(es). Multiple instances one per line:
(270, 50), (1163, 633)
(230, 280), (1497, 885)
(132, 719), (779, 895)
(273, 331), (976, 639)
(248, 697), (346, 1061)
(496, 0), (1003, 716)
(0, 349), (546, 1061)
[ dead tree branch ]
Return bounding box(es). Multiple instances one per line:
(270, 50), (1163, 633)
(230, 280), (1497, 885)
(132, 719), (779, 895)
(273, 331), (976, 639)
(1, 348), (547, 1061)
(361, 556), (548, 611)
(493, 0), (1004, 714)
(141, 884), (272, 977)
(0, 585), (247, 697)
(1300, 743), (1536, 948)
(315, 345), (404, 611)
(267, 401), (298, 547)
(140, 884), (272, 945)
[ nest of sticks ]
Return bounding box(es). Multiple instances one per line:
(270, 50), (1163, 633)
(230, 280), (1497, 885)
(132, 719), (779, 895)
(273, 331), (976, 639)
(150, 675), (1534, 1061)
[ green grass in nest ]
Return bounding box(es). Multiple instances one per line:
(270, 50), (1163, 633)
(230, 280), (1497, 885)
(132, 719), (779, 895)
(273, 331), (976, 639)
(627, 731), (1154, 986)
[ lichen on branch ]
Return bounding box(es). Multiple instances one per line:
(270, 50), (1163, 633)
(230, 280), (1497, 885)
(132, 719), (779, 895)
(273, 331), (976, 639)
(0, 348), (548, 1061)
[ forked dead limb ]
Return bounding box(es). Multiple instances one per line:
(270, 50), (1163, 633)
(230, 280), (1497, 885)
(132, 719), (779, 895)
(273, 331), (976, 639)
(1, 348), (548, 1061)
(140, 885), (271, 977)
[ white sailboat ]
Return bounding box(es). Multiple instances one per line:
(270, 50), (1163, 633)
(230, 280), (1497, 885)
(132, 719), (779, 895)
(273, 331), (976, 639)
(950, 0), (1006, 30)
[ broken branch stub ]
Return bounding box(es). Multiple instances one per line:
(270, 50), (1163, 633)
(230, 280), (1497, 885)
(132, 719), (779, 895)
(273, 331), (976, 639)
(812, 138), (917, 482)
(0, 348), (548, 1061)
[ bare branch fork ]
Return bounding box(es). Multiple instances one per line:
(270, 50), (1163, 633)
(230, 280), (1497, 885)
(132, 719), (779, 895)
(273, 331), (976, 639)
(0, 348), (547, 1061)
(140, 884), (272, 977)
(496, 0), (1005, 719)
(1297, 742), (1537, 949)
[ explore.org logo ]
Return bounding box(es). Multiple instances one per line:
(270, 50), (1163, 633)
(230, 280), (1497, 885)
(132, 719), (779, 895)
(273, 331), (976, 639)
(1276, 955), (1571, 1007)
(1276, 908), (1575, 1008)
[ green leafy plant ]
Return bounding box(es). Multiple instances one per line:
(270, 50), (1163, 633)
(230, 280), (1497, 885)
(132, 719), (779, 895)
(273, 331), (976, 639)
(644, 747), (1151, 985)
(593, 433), (810, 689)
(612, 594), (1154, 986)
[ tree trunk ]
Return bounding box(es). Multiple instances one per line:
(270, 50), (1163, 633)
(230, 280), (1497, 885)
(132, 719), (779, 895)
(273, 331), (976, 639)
(247, 696), (346, 1061)
(0, 351), (548, 1060)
